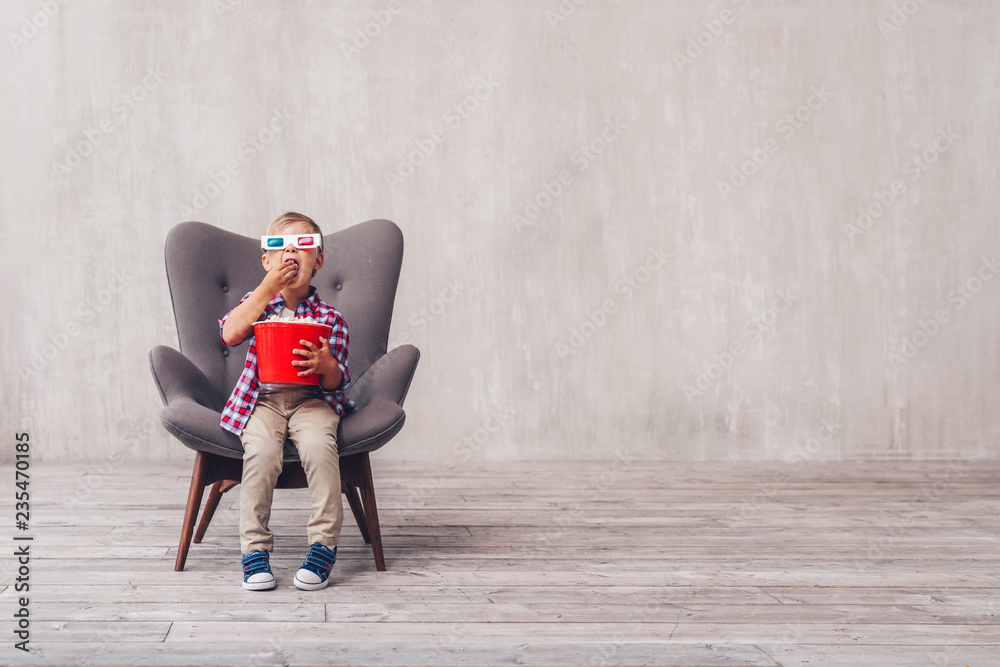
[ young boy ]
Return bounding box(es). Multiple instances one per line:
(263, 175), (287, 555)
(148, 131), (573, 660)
(219, 211), (355, 591)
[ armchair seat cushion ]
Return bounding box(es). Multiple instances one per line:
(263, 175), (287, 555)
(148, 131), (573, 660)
(338, 398), (406, 457)
(160, 394), (407, 462)
(153, 338), (419, 462)
(160, 398), (244, 459)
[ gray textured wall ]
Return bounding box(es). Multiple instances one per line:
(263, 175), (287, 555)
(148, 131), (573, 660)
(3, 0), (999, 463)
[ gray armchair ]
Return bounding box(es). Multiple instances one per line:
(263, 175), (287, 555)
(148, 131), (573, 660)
(150, 219), (419, 571)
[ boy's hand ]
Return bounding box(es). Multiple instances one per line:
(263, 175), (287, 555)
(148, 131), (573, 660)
(221, 256), (301, 346)
(292, 336), (342, 387)
(261, 257), (299, 294)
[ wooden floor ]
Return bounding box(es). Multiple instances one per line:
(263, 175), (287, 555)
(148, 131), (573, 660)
(1, 459), (999, 666)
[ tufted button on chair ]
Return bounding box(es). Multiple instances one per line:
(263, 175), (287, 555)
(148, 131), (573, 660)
(149, 219), (419, 571)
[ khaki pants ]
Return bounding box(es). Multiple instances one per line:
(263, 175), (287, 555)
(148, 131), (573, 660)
(239, 387), (343, 554)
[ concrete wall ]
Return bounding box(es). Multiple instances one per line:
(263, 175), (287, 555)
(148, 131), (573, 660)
(4, 0), (999, 463)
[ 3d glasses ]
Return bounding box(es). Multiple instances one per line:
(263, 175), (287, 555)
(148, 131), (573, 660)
(260, 233), (322, 250)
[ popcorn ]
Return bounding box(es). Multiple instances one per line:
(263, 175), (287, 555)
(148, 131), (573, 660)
(264, 314), (318, 324)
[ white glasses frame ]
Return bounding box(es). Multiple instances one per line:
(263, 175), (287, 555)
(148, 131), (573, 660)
(260, 233), (322, 251)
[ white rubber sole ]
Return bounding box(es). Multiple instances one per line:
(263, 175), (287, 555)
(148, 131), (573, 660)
(294, 571), (330, 591)
(242, 577), (276, 591)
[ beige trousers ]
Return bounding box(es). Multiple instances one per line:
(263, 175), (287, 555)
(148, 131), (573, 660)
(239, 387), (343, 554)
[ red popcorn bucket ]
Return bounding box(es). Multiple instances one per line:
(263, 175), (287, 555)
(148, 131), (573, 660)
(252, 321), (333, 385)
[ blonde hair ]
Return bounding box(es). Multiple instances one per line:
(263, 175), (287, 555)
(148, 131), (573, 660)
(265, 211), (324, 252)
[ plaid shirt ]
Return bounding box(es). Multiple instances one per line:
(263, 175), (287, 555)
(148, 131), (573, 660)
(219, 286), (356, 435)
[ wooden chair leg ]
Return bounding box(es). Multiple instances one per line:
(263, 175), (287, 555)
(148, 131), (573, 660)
(194, 480), (238, 543)
(356, 452), (385, 571)
(175, 451), (208, 571)
(342, 481), (371, 544)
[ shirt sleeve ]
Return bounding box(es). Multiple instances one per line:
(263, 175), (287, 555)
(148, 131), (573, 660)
(219, 291), (255, 346)
(324, 312), (351, 392)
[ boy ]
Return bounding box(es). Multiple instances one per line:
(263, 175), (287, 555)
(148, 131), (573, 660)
(219, 211), (355, 591)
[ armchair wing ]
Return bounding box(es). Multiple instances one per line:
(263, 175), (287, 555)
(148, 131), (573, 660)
(340, 343), (420, 457)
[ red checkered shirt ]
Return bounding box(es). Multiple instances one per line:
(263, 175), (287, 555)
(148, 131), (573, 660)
(219, 286), (356, 435)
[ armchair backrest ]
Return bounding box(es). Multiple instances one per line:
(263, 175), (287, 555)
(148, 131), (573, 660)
(164, 219), (404, 402)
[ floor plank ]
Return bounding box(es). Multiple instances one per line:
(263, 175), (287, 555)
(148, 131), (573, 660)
(1, 584), (780, 605)
(759, 644), (1000, 667)
(1, 642), (781, 667)
(165, 620), (1000, 644)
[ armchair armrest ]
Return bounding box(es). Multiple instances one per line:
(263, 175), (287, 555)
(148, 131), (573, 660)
(347, 344), (420, 410)
(149, 345), (224, 411)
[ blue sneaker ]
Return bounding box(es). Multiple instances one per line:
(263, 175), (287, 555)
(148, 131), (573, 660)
(294, 543), (337, 590)
(242, 550), (276, 590)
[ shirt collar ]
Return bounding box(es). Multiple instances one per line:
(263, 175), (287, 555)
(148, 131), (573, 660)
(268, 285), (319, 314)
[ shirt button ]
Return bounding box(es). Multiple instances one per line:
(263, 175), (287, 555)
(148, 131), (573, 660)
(222, 285), (229, 293)
(335, 283), (343, 291)
(222, 349), (229, 357)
